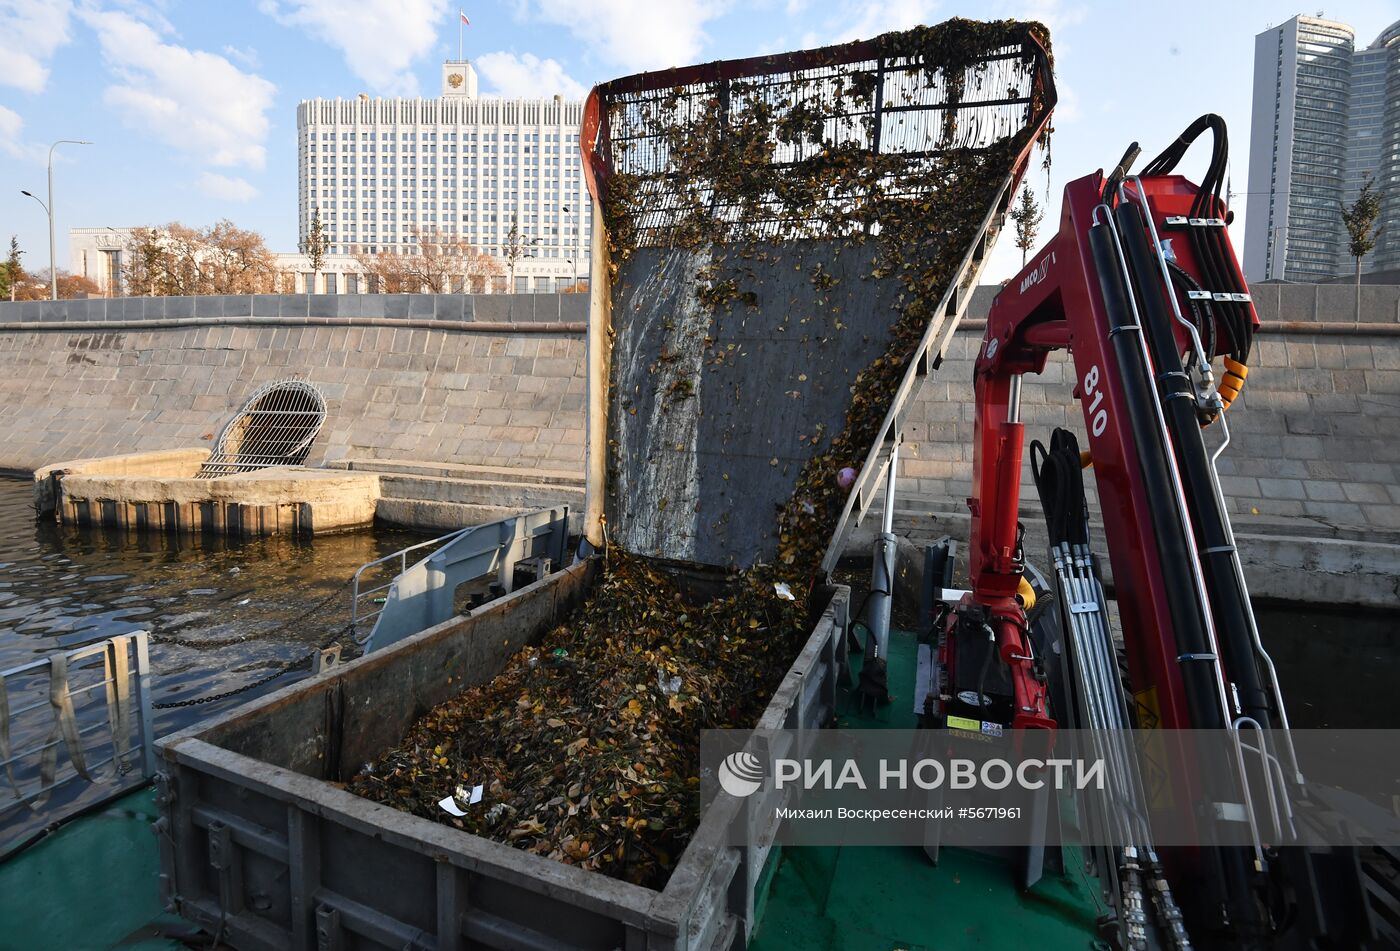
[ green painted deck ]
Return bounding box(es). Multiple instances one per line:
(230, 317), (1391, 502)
(0, 787), (185, 951)
(749, 629), (1103, 950)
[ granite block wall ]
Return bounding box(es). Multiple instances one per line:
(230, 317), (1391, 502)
(1, 287), (1395, 536)
(0, 294), (587, 476)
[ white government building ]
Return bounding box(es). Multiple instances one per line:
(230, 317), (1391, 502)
(72, 59), (592, 296)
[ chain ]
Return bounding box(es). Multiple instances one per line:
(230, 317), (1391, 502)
(153, 661), (307, 709)
(152, 583), (356, 710)
(159, 585), (349, 651)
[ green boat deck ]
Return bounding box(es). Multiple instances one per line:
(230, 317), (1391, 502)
(1, 630), (1102, 950)
(0, 788), (185, 951)
(749, 627), (1103, 950)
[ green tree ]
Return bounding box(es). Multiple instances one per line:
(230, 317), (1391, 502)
(302, 209), (328, 292)
(1, 236), (24, 301)
(1009, 185), (1043, 267)
(1340, 176), (1383, 321)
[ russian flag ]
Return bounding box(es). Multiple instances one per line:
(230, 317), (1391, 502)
(460, 10), (470, 25)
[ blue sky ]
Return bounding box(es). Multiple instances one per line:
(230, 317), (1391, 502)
(1, 0), (1396, 283)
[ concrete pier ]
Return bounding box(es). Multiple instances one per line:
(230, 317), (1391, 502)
(35, 449), (381, 536)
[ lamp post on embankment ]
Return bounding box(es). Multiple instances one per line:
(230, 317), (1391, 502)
(22, 139), (93, 300)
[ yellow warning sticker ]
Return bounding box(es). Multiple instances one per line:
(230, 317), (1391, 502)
(1133, 686), (1174, 810)
(946, 715), (981, 733)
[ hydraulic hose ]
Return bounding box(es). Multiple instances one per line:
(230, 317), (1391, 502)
(1114, 200), (1272, 727)
(1093, 212), (1268, 947)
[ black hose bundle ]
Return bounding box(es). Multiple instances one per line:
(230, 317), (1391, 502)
(1140, 114), (1253, 364)
(1166, 260), (1217, 370)
(1029, 428), (1088, 549)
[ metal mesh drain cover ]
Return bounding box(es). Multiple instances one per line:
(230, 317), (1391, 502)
(196, 379), (328, 479)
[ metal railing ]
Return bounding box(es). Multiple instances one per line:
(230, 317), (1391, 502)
(1, 632), (156, 857)
(352, 530), (477, 635)
(352, 507), (570, 652)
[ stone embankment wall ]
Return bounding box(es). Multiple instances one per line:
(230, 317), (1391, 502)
(0, 294), (586, 477)
(1, 285), (1396, 542)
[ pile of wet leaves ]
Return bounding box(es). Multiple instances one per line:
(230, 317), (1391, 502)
(349, 552), (806, 888)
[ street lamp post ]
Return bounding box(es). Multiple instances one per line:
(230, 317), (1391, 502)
(562, 204), (582, 286)
(18, 190), (48, 299)
(29, 140), (93, 300)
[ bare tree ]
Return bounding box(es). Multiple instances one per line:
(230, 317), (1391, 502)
(124, 221), (280, 295)
(125, 227), (172, 296)
(353, 227), (501, 294)
(30, 268), (102, 299)
(202, 219), (281, 293)
(503, 213), (539, 291)
(1340, 176), (1383, 322)
(1009, 185), (1043, 267)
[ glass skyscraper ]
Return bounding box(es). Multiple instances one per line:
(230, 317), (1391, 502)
(1245, 16), (1400, 282)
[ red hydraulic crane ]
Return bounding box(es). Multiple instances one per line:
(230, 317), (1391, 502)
(922, 116), (1375, 949)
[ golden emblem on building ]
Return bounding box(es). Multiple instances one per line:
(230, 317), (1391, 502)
(447, 72), (464, 89)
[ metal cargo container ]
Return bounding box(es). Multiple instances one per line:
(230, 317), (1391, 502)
(155, 562), (850, 950)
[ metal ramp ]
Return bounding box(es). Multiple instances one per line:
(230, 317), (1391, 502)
(355, 507), (570, 652)
(579, 20), (1056, 574)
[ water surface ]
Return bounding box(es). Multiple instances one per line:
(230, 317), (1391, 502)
(0, 477), (427, 733)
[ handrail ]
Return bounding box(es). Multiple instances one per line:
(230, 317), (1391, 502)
(351, 526), (484, 635)
(353, 507), (571, 652)
(0, 631), (155, 857)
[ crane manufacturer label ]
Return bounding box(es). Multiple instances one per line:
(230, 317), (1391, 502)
(1017, 250), (1056, 296)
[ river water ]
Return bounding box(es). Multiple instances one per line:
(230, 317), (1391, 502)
(1, 478), (1394, 737)
(0, 477), (428, 736)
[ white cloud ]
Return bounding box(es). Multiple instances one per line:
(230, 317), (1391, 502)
(197, 172), (258, 202)
(799, 0), (941, 47)
(0, 0), (75, 93)
(83, 8), (276, 169)
(475, 52), (586, 99)
(222, 44), (262, 70)
(260, 0), (447, 96)
(0, 105), (24, 157)
(0, 104), (45, 162)
(520, 0), (726, 73)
